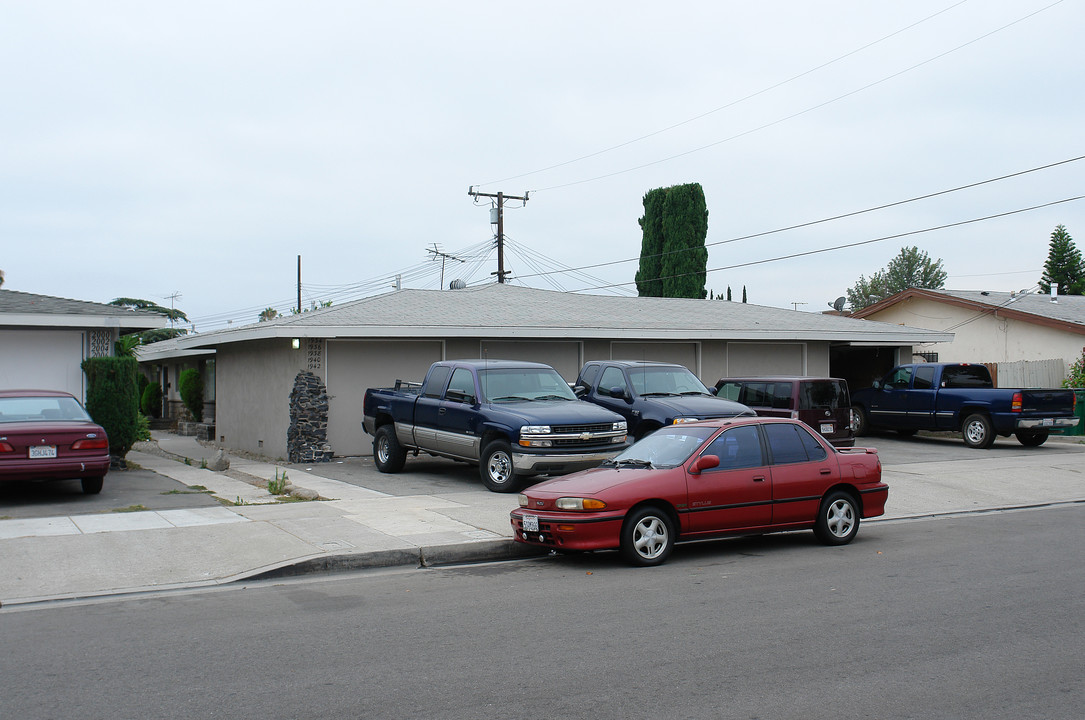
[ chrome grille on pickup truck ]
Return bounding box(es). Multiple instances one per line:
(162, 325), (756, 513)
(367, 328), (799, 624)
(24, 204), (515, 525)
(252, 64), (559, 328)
(551, 423), (614, 434)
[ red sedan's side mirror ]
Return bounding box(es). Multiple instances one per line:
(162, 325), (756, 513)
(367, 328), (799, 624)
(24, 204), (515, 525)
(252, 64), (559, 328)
(689, 455), (720, 474)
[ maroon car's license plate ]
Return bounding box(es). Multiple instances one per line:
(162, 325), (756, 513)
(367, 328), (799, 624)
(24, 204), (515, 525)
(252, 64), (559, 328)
(29, 445), (57, 459)
(522, 514), (540, 533)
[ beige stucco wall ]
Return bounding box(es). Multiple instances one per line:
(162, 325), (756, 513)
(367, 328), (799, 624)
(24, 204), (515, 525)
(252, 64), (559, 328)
(863, 298), (1085, 365)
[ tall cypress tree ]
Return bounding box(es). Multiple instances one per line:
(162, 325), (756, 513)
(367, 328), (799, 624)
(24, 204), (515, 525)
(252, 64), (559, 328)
(635, 182), (708, 298)
(635, 187), (667, 297)
(1039, 224), (1084, 295)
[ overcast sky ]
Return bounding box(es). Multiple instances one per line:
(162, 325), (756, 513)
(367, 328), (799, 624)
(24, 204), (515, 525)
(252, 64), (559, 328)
(2, 1), (1082, 331)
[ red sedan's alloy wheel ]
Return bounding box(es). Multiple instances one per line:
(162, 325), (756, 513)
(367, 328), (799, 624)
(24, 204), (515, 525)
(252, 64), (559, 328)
(621, 506), (675, 566)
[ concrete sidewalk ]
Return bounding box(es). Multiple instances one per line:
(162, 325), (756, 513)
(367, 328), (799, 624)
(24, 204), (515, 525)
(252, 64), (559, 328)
(2, 433), (1084, 606)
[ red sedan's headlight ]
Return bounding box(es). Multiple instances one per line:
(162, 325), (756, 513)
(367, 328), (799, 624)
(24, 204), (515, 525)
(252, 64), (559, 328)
(0, 441), (14, 453)
(555, 497), (607, 511)
(72, 437), (109, 451)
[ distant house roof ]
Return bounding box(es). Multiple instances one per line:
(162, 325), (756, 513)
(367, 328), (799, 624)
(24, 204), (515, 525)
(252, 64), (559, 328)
(851, 288), (1085, 336)
(0, 289), (168, 330)
(139, 284), (951, 360)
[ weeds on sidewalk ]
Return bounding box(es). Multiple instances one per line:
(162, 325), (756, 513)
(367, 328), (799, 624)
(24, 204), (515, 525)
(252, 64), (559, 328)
(113, 505), (149, 513)
(268, 469), (289, 495)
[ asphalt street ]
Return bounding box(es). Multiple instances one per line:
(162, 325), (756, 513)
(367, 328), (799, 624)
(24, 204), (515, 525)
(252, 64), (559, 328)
(1, 505), (1081, 720)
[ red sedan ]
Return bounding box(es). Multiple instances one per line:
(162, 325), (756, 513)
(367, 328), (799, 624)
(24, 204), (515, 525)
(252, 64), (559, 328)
(510, 417), (887, 566)
(0, 389), (111, 494)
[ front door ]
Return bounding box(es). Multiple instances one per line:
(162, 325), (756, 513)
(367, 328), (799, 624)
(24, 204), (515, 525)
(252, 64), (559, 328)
(684, 425), (772, 533)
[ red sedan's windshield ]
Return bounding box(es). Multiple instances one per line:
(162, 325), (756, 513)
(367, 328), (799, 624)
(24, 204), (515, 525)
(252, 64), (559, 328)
(0, 396), (92, 423)
(611, 426), (716, 468)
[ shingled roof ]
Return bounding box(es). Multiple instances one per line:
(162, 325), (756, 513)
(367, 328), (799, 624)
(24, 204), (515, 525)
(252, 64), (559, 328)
(0, 289), (168, 330)
(148, 284), (950, 354)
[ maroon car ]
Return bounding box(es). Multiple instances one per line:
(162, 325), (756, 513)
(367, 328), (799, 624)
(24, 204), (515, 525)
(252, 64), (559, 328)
(0, 389), (110, 494)
(511, 417), (886, 566)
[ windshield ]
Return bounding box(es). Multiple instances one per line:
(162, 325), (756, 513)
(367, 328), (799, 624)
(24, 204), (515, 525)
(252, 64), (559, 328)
(477, 367), (578, 402)
(0, 396), (92, 423)
(604, 426), (716, 468)
(628, 366), (711, 396)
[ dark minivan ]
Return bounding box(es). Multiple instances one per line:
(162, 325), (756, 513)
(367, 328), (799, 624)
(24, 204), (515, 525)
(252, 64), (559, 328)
(713, 376), (855, 447)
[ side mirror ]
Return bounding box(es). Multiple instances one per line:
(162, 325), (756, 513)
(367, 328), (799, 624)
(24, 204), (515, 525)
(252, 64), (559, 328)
(872, 380), (882, 390)
(689, 455), (720, 474)
(609, 386), (630, 401)
(572, 385), (588, 398)
(709, 387), (719, 396)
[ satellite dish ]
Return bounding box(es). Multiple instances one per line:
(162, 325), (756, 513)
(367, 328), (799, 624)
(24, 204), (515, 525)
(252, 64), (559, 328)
(828, 296), (846, 312)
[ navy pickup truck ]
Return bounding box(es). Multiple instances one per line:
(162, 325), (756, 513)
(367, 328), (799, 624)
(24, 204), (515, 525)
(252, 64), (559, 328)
(573, 360), (753, 440)
(363, 359), (629, 492)
(850, 362), (1079, 448)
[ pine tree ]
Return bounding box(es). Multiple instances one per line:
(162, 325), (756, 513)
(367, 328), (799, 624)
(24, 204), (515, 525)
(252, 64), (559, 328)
(634, 188), (667, 297)
(1039, 225), (1084, 295)
(635, 183), (708, 298)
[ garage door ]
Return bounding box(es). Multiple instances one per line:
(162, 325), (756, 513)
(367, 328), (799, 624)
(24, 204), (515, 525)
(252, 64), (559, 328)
(726, 343), (805, 375)
(611, 342), (698, 371)
(0, 330), (85, 399)
(479, 341), (581, 381)
(326, 340), (443, 456)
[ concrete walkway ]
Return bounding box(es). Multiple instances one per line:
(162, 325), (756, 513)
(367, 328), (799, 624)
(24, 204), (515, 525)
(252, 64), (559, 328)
(2, 432), (1083, 606)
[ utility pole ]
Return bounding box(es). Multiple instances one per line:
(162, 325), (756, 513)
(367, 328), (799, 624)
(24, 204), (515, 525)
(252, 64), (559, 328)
(297, 255), (302, 314)
(468, 187), (528, 283)
(427, 244), (465, 289)
(163, 291), (182, 328)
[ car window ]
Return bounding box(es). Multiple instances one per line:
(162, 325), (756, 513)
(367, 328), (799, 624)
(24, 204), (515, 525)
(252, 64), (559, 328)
(764, 423), (822, 464)
(699, 425), (764, 470)
(740, 382), (771, 407)
(446, 368), (475, 400)
(941, 365), (993, 388)
(424, 366), (452, 398)
(795, 424), (827, 460)
(885, 367), (913, 389)
(771, 383), (792, 409)
(799, 380), (847, 409)
(579, 364), (600, 388)
(716, 382), (742, 402)
(478, 367), (578, 402)
(598, 367), (628, 397)
(613, 426), (715, 468)
(0, 396), (91, 422)
(914, 366), (935, 390)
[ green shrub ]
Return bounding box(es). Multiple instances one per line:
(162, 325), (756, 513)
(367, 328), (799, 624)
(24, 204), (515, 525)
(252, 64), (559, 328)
(1065, 347), (1085, 388)
(141, 382), (163, 417)
(179, 368), (204, 422)
(81, 356), (140, 458)
(135, 411), (151, 442)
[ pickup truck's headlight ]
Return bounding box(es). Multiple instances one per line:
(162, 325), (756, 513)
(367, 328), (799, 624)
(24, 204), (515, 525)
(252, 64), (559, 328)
(521, 425), (551, 435)
(613, 421), (627, 431)
(671, 417), (699, 424)
(556, 497), (607, 511)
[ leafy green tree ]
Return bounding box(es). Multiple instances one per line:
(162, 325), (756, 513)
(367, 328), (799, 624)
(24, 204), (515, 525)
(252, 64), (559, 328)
(635, 183), (709, 299)
(141, 382), (163, 418)
(259, 307), (280, 322)
(110, 297), (189, 346)
(82, 356), (140, 458)
(847, 246), (947, 310)
(1039, 225), (1084, 295)
(635, 188), (667, 297)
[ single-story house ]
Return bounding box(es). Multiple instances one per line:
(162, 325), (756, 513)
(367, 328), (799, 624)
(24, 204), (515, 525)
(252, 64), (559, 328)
(1, 289), (166, 402)
(139, 284), (952, 459)
(851, 288), (1085, 386)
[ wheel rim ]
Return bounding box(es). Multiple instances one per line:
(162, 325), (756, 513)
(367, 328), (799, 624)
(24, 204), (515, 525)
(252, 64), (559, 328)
(825, 499), (855, 538)
(376, 435), (390, 463)
(965, 420), (986, 444)
(487, 450), (512, 486)
(632, 515), (669, 559)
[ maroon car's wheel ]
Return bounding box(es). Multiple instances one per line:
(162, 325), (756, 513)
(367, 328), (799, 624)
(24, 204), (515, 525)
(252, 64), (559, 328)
(81, 476), (104, 495)
(813, 491), (859, 545)
(620, 506), (675, 566)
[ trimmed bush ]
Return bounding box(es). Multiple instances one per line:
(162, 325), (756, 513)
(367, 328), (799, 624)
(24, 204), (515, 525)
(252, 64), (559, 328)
(141, 382), (163, 417)
(179, 368), (204, 422)
(81, 356), (140, 458)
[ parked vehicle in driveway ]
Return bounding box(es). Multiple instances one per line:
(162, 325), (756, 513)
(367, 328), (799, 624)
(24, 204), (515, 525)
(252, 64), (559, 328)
(363, 360), (629, 492)
(713, 376), (855, 447)
(573, 360), (753, 441)
(850, 362), (1079, 448)
(510, 416), (887, 566)
(0, 389), (110, 494)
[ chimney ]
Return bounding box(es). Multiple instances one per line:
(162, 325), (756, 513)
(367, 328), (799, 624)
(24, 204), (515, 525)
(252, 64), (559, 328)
(1051, 283), (1059, 303)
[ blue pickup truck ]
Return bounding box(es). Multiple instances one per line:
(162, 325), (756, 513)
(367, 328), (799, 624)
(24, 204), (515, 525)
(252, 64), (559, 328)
(850, 362), (1079, 448)
(363, 359), (629, 491)
(573, 360), (753, 440)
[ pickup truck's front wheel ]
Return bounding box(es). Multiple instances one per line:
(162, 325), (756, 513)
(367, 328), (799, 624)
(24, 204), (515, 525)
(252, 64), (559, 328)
(374, 425), (407, 473)
(480, 440), (518, 492)
(962, 413), (995, 449)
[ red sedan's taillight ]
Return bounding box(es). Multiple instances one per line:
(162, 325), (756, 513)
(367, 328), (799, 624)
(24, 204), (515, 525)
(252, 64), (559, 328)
(1011, 392), (1023, 413)
(72, 437), (110, 451)
(0, 441), (14, 453)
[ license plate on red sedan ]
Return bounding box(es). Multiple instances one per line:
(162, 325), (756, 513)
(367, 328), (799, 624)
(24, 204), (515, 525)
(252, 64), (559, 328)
(820, 423), (834, 434)
(30, 445), (57, 459)
(522, 514), (539, 533)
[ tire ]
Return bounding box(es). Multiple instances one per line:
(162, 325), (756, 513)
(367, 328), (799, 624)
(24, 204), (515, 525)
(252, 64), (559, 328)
(373, 425), (407, 473)
(620, 506), (675, 566)
(81, 476), (104, 495)
(1015, 431), (1049, 447)
(480, 440), (518, 492)
(961, 413), (995, 449)
(851, 405), (869, 436)
(813, 491), (860, 545)
(896, 428), (918, 437)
